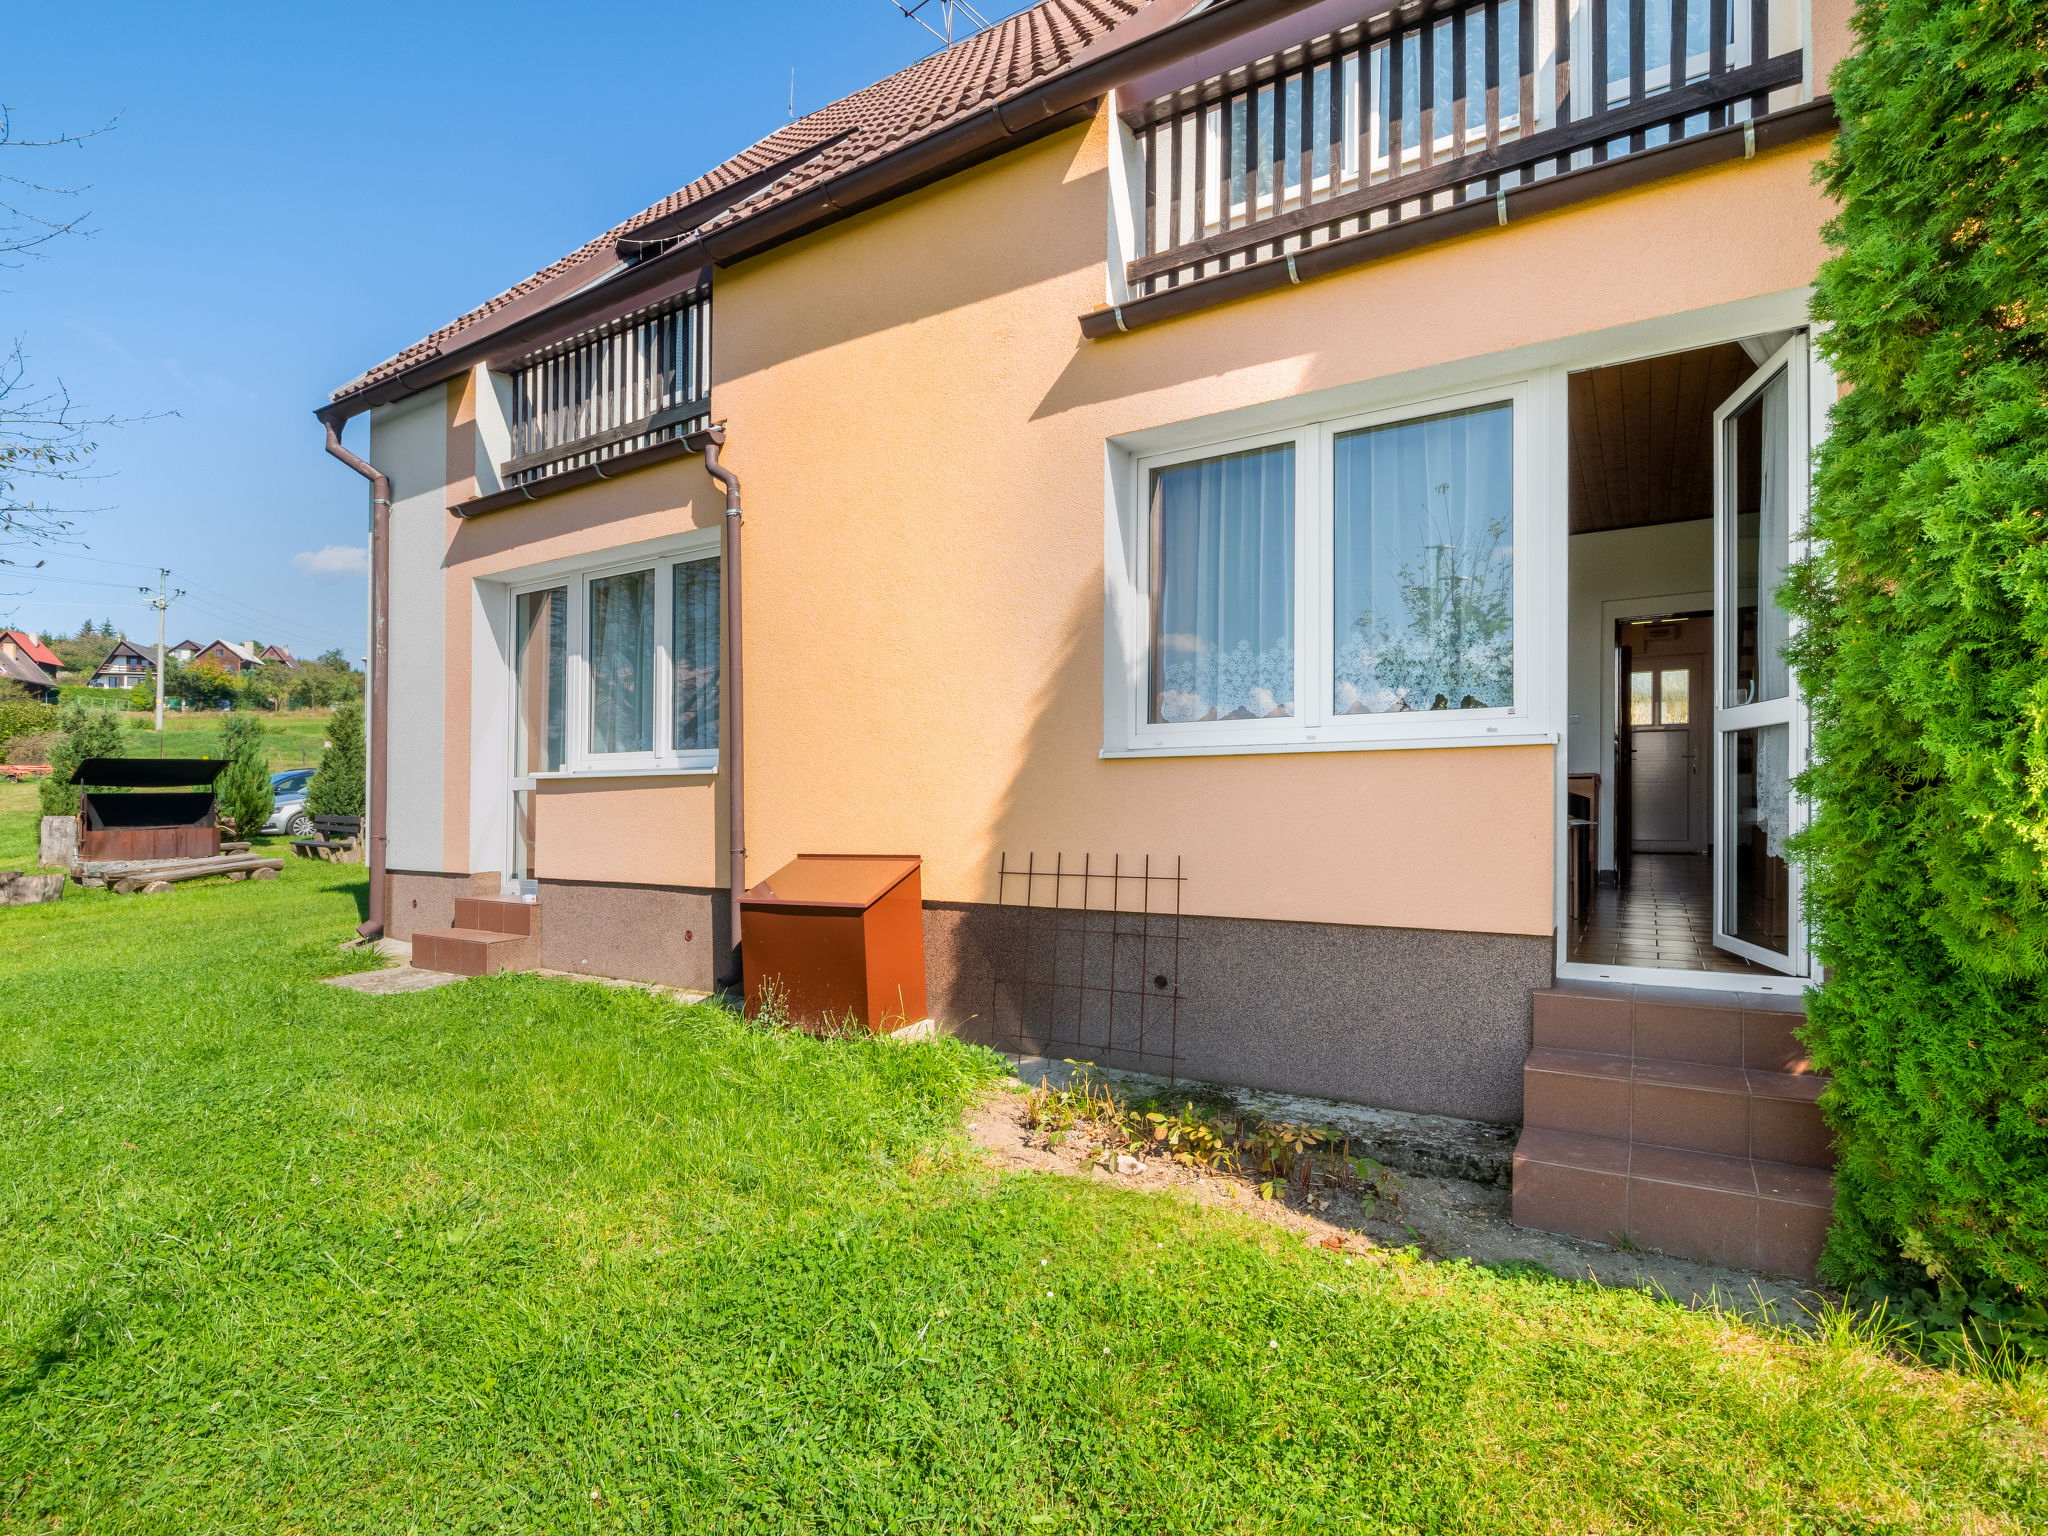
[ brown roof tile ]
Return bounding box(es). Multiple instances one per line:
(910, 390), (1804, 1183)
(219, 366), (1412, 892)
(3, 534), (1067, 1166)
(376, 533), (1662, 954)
(332, 0), (1144, 405)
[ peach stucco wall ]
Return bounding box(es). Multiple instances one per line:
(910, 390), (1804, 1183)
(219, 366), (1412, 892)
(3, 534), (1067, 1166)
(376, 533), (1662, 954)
(427, 80), (1840, 938)
(439, 437), (730, 891)
(690, 108), (1833, 937)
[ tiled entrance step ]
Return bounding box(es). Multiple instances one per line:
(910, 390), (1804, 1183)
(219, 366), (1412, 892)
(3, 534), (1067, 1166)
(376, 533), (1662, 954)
(410, 896), (542, 978)
(1512, 982), (1834, 1278)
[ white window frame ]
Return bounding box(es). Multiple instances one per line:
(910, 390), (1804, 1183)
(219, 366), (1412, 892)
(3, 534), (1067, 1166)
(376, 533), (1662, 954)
(1108, 378), (1544, 758)
(505, 528), (721, 782)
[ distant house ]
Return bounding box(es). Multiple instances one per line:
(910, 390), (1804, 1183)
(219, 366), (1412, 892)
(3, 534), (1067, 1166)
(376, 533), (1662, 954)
(0, 633), (59, 702)
(90, 639), (158, 690)
(168, 639), (201, 664)
(257, 644), (298, 669)
(1, 630), (62, 674)
(181, 639), (262, 675)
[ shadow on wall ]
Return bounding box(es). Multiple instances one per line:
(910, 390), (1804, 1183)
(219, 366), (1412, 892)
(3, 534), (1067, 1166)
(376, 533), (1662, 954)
(719, 145), (1110, 382)
(932, 586), (1548, 1126)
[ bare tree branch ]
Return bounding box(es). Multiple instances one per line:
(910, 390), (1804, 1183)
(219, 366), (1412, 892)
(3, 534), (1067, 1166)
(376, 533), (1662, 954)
(0, 103), (116, 264)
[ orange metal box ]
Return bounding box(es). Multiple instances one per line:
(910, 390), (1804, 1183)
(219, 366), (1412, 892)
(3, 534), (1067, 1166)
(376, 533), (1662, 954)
(740, 854), (927, 1033)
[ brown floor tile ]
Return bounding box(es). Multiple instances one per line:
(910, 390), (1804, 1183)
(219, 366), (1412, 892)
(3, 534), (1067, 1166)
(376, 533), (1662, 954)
(1525, 1067), (1630, 1139)
(1531, 993), (1632, 1052)
(1629, 1181), (1758, 1269)
(1750, 1096), (1833, 1169)
(1514, 1159), (1628, 1246)
(1631, 1080), (1750, 1159)
(1755, 1198), (1831, 1278)
(1515, 1127), (1631, 1175)
(1629, 1142), (1757, 1194)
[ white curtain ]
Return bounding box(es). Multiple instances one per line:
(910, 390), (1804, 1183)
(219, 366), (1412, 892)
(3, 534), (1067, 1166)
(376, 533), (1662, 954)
(1754, 723), (1792, 860)
(1754, 369), (1792, 704)
(514, 587), (566, 775)
(671, 558), (720, 752)
(1151, 443), (1295, 723)
(590, 569), (653, 754)
(1331, 402), (1514, 713)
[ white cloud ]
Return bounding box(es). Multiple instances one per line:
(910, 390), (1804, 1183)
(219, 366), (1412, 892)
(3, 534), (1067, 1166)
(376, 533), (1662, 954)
(293, 545), (369, 582)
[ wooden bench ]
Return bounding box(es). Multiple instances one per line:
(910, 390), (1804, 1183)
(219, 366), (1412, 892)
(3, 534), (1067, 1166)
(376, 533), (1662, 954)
(291, 815), (363, 862)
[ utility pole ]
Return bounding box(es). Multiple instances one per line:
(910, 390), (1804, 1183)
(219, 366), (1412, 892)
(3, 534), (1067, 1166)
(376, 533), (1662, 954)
(139, 568), (185, 735)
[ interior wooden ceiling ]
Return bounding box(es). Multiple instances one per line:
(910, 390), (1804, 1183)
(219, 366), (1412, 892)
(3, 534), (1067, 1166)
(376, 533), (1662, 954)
(1568, 342), (1754, 535)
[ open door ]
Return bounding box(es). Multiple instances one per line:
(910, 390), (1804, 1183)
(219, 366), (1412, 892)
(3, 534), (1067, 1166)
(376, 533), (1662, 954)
(1711, 336), (1810, 974)
(1613, 636), (1633, 887)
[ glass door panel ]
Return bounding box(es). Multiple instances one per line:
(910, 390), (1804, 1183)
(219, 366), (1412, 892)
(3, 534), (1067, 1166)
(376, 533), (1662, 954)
(512, 586), (566, 886)
(1712, 337), (1808, 973)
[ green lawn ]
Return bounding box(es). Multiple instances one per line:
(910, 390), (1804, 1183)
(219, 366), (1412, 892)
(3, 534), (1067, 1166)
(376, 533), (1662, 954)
(0, 810), (2042, 1530)
(116, 706), (341, 772)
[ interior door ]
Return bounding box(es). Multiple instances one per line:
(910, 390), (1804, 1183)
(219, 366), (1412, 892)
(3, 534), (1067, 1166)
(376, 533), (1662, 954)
(1711, 335), (1810, 974)
(1630, 657), (1702, 851)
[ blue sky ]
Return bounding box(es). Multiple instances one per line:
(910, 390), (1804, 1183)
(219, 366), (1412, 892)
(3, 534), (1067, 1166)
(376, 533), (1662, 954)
(2, 1), (1030, 661)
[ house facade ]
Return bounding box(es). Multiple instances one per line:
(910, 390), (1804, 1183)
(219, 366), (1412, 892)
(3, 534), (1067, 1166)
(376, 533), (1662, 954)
(179, 640), (262, 675)
(0, 632), (59, 702)
(321, 0), (1853, 1274)
(89, 640), (157, 690)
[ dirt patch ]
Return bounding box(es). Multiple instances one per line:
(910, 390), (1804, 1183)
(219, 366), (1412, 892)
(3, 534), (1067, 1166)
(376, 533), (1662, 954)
(965, 1081), (1829, 1323)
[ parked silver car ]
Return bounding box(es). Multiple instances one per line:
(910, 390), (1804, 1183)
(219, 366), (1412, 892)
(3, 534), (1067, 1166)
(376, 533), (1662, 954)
(262, 769), (317, 837)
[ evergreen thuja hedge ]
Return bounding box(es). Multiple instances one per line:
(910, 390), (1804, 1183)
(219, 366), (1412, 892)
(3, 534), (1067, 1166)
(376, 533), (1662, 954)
(1790, 0), (2048, 1296)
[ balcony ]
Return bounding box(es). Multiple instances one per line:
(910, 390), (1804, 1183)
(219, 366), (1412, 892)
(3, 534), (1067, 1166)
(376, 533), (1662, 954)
(1093, 0), (1821, 334)
(500, 286), (711, 489)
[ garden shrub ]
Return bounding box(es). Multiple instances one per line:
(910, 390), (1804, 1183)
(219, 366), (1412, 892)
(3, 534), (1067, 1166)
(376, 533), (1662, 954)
(0, 698), (56, 754)
(215, 713), (274, 839)
(1789, 0), (2048, 1298)
(38, 703), (127, 817)
(305, 700), (364, 819)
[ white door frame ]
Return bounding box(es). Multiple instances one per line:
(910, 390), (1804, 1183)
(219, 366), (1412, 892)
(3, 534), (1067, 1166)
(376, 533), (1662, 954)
(1557, 327), (1830, 997)
(1709, 334), (1814, 975)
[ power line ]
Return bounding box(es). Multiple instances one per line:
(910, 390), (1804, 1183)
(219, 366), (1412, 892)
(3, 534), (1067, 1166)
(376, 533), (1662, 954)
(888, 0), (995, 49)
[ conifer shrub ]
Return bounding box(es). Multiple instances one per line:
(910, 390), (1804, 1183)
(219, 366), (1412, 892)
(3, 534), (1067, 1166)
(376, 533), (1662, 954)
(1790, 0), (2048, 1298)
(38, 703), (127, 817)
(305, 701), (364, 819)
(215, 714), (274, 840)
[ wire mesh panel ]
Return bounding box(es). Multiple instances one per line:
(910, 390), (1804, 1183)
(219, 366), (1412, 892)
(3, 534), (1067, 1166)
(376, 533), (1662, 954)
(504, 288), (712, 487)
(986, 853), (1185, 1079)
(1128, 0), (1796, 293)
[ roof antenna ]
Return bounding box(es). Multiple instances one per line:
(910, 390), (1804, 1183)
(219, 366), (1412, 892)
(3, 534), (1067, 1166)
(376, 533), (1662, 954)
(788, 67), (796, 120)
(888, 1), (995, 50)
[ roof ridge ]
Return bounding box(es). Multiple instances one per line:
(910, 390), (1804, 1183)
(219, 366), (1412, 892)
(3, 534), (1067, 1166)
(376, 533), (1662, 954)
(331, 0), (1147, 405)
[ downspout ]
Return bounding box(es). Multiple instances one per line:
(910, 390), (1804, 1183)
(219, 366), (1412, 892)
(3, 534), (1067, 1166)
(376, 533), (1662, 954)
(324, 423), (391, 941)
(688, 425), (746, 991)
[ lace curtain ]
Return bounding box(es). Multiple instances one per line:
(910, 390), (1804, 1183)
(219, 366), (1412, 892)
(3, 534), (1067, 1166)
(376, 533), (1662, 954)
(672, 557), (720, 752)
(1753, 370), (1792, 704)
(1331, 402), (1514, 713)
(1150, 443), (1296, 723)
(590, 569), (653, 754)
(514, 586), (566, 775)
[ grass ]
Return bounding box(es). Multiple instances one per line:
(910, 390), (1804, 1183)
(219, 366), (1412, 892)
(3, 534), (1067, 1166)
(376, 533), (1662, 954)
(1, 803), (2043, 1530)
(116, 706), (339, 772)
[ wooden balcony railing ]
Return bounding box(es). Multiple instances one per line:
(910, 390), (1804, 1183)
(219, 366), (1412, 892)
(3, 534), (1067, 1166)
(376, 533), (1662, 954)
(1126, 0), (1800, 295)
(503, 288), (711, 487)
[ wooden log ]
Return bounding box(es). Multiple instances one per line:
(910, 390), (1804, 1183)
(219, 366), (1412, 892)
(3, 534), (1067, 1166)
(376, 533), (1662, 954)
(0, 871), (65, 906)
(111, 858), (284, 894)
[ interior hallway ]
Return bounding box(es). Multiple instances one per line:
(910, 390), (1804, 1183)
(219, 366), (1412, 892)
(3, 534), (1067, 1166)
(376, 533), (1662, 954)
(1567, 853), (1773, 975)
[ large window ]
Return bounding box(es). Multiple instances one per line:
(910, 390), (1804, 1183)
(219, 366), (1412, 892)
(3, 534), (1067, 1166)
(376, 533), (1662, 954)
(510, 540), (721, 776)
(1115, 386), (1528, 755)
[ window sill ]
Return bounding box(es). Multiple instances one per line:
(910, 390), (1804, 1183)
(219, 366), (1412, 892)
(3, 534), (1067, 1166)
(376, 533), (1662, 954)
(530, 763), (718, 782)
(1101, 730), (1558, 760)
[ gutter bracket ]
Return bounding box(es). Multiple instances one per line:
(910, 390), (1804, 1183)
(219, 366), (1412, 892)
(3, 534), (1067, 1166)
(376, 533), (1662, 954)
(1744, 120), (1756, 159)
(1496, 189), (1508, 225)
(1285, 253), (1301, 284)
(1113, 305), (1128, 332)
